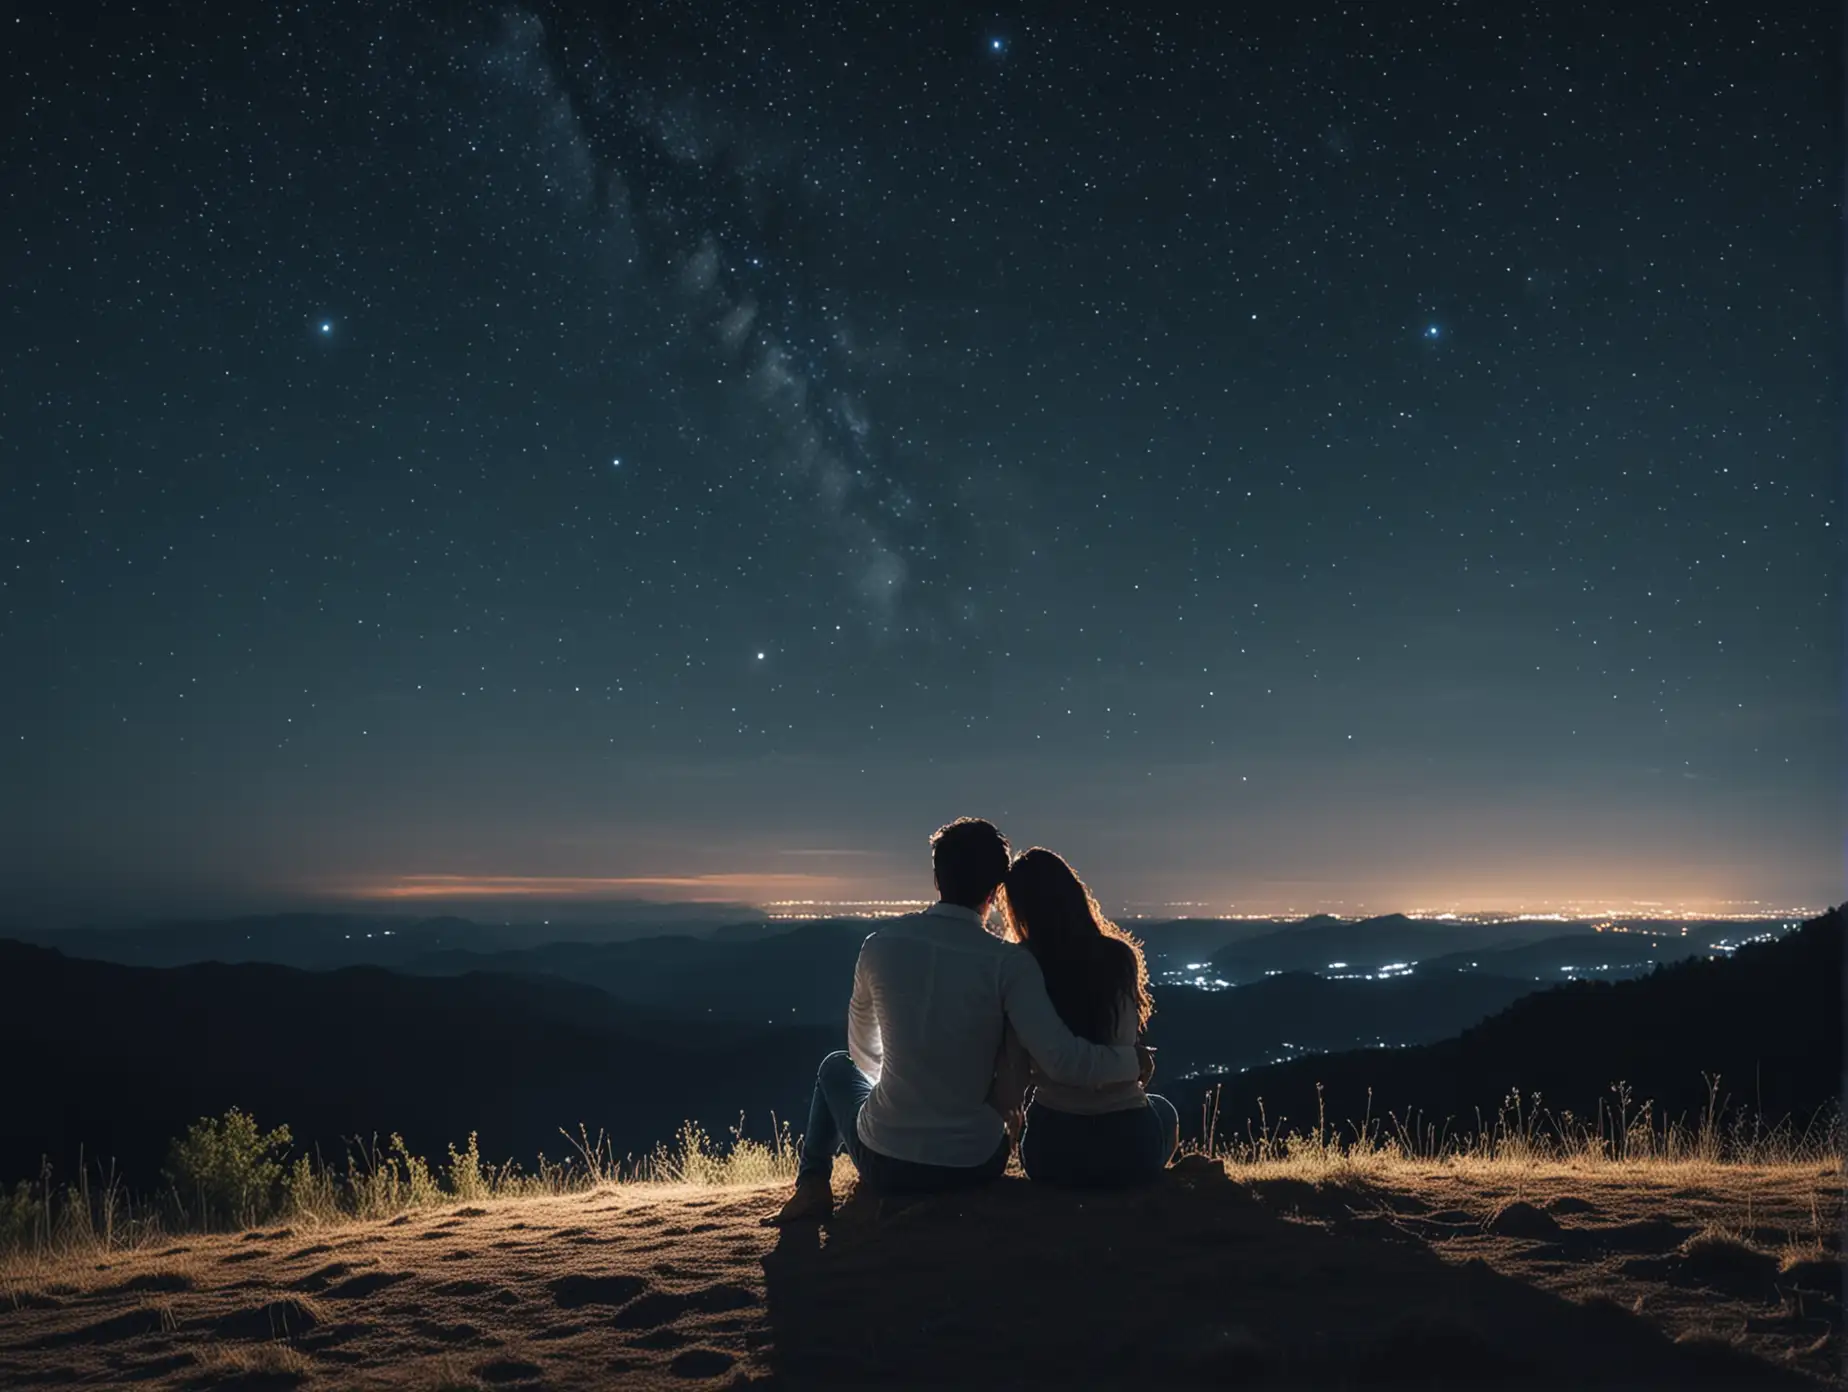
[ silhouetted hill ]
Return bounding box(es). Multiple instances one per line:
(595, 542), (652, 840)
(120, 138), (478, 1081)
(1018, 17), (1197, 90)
(0, 941), (835, 1188)
(1207, 914), (1577, 982)
(1131, 916), (1335, 970)
(7, 913), (535, 970)
(403, 917), (1545, 1053)
(6, 908), (749, 970)
(707, 918), (805, 943)
(1172, 907), (1843, 1139)
(1417, 932), (1705, 982)
(1145, 971), (1541, 1077)
(404, 919), (873, 1025)
(414, 917), (1340, 1024)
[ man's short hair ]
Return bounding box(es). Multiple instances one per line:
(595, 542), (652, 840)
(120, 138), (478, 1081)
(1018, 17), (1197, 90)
(930, 817), (1011, 907)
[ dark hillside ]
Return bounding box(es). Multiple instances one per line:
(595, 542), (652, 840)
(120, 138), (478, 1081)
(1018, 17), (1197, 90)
(1172, 906), (1842, 1140)
(1208, 913), (1576, 981)
(1417, 932), (1705, 981)
(404, 919), (871, 1025)
(1145, 971), (1539, 1076)
(0, 942), (834, 1188)
(7, 914), (525, 969)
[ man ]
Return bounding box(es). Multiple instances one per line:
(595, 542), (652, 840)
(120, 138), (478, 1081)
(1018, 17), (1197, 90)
(768, 817), (1151, 1223)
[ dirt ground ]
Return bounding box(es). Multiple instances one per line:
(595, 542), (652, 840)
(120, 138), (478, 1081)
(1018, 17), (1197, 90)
(0, 1161), (1838, 1389)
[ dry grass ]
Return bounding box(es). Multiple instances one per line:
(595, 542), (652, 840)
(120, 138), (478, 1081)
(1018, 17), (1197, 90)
(0, 1114), (806, 1277)
(628, 1117), (803, 1188)
(1188, 1078), (1843, 1190)
(4, 1079), (1837, 1280)
(194, 1338), (314, 1382)
(0, 1162), (1835, 1389)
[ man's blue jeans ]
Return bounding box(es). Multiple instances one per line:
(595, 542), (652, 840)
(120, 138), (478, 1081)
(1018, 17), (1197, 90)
(797, 1050), (1008, 1193)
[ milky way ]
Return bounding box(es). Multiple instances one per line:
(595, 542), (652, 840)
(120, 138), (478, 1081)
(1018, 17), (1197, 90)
(473, 9), (924, 619)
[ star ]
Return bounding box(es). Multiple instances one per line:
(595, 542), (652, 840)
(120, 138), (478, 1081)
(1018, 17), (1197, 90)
(1423, 324), (1441, 340)
(319, 321), (333, 335)
(988, 36), (1008, 56)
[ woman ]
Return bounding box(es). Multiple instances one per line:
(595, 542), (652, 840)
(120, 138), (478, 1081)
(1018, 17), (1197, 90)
(992, 847), (1179, 1186)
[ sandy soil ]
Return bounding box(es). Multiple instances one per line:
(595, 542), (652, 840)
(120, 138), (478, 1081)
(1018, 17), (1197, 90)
(0, 1162), (1838, 1389)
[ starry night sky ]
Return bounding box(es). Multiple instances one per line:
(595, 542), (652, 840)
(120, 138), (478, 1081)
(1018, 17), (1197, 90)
(2, 2), (1839, 923)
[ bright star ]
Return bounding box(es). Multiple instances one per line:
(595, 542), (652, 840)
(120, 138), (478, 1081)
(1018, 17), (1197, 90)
(319, 321), (333, 335)
(611, 457), (621, 468)
(989, 36), (1007, 55)
(756, 651), (766, 661)
(1424, 324), (1441, 339)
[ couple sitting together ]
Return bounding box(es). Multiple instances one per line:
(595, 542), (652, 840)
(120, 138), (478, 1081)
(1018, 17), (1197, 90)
(769, 817), (1177, 1224)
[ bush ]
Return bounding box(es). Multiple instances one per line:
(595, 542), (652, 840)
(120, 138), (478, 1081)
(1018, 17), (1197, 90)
(284, 1153), (340, 1224)
(446, 1133), (490, 1203)
(163, 1109), (292, 1230)
(0, 1178), (44, 1252)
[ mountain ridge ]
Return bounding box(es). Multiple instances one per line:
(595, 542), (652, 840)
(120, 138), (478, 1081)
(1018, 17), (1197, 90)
(1173, 906), (1842, 1140)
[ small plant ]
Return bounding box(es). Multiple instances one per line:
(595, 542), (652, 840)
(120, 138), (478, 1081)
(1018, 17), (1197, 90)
(343, 1133), (443, 1220)
(164, 1109), (292, 1231)
(195, 1339), (311, 1383)
(283, 1152), (340, 1225)
(1683, 1220), (1755, 1256)
(445, 1134), (490, 1203)
(395, 1135), (443, 1209)
(0, 1177), (46, 1254)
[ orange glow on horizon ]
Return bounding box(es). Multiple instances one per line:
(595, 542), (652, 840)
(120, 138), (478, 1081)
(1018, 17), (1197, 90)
(331, 873), (1824, 922)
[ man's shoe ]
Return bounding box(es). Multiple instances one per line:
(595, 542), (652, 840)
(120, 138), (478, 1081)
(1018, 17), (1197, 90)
(762, 1178), (833, 1226)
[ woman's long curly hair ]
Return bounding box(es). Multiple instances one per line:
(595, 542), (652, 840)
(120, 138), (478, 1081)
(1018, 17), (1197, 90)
(1000, 847), (1153, 1045)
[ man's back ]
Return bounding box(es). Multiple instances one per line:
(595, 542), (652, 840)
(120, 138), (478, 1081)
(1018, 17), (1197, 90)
(849, 903), (1138, 1167)
(850, 904), (1012, 1166)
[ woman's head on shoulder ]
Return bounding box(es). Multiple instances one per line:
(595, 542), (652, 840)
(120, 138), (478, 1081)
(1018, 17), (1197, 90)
(1000, 847), (1153, 1037)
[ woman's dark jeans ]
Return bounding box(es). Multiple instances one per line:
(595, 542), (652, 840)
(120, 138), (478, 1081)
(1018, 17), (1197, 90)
(1019, 1094), (1180, 1187)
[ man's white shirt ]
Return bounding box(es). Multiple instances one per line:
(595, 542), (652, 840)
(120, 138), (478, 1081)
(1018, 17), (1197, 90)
(848, 902), (1141, 1167)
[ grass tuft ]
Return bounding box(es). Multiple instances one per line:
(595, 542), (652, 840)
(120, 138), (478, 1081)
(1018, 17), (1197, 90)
(192, 1339), (312, 1387)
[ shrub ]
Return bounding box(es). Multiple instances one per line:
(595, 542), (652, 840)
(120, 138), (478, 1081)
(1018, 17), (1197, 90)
(394, 1134), (443, 1210)
(283, 1153), (340, 1225)
(445, 1133), (490, 1203)
(0, 1179), (43, 1253)
(163, 1109), (292, 1230)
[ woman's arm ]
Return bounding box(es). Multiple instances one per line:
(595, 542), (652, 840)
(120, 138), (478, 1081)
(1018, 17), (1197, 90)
(999, 951), (1138, 1087)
